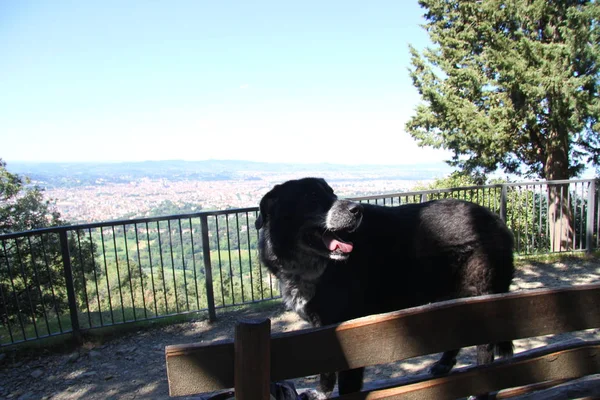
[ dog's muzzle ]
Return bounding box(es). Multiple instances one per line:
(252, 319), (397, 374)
(323, 200), (363, 259)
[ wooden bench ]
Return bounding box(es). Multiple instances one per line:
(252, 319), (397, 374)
(166, 283), (600, 399)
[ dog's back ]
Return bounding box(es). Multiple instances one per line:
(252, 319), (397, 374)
(312, 198), (514, 323)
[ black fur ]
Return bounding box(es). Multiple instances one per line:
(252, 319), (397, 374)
(256, 177), (514, 397)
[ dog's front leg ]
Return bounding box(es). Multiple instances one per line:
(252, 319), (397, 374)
(318, 372), (336, 396)
(338, 368), (364, 394)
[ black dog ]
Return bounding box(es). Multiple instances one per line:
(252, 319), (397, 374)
(256, 177), (514, 397)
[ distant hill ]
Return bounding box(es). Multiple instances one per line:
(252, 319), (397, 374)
(7, 159), (454, 188)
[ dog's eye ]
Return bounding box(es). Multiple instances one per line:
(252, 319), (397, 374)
(304, 192), (320, 209)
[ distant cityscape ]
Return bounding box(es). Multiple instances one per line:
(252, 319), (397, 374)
(8, 160), (454, 223)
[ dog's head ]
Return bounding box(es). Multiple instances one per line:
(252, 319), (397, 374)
(256, 177), (363, 266)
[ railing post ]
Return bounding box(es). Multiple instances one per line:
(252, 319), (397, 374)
(587, 180), (596, 255)
(58, 229), (81, 344)
(200, 215), (217, 321)
(500, 184), (508, 223)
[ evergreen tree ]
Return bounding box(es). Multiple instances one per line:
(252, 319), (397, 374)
(407, 0), (600, 250)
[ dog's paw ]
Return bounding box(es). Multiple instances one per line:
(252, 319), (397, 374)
(429, 359), (456, 376)
(298, 389), (329, 400)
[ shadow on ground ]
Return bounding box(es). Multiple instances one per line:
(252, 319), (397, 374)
(0, 256), (598, 399)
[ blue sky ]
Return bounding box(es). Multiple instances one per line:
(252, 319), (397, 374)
(1, 1), (451, 165)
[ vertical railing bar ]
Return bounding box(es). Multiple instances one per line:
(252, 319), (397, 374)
(524, 185), (529, 254)
(253, 215), (264, 300)
(87, 228), (103, 327)
(597, 180), (600, 249)
(14, 237), (39, 338)
(39, 234), (63, 333)
(133, 224), (148, 320)
(199, 214), (216, 321)
(570, 184), (576, 250)
(235, 214), (245, 303)
(579, 183), (584, 250)
(123, 225), (136, 321)
(517, 187), (522, 254)
(225, 215), (235, 305)
(99, 228), (115, 324)
(157, 221), (169, 315)
(570, 185), (575, 250)
(0, 240), (16, 343)
(538, 185), (543, 253)
(529, 185), (535, 252)
(214, 216), (226, 306)
(188, 218), (200, 310)
(75, 230), (92, 328)
(516, 186), (522, 253)
(145, 222), (158, 316)
(587, 180), (596, 254)
(500, 184), (507, 224)
(2, 240), (26, 340)
(546, 184), (551, 253)
(111, 226), (126, 321)
(596, 180), (600, 249)
(0, 257), (15, 343)
(559, 186), (565, 252)
(58, 230), (81, 343)
(167, 220), (179, 314)
(177, 218), (190, 311)
(26, 236), (51, 335)
(246, 212), (257, 301)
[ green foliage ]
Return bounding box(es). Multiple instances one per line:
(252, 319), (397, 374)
(0, 159), (101, 331)
(413, 171), (483, 192)
(0, 159), (62, 233)
(407, 0), (600, 180)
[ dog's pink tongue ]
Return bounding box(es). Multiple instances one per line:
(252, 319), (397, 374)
(327, 238), (354, 253)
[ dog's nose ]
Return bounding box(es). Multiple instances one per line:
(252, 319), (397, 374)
(348, 202), (363, 214)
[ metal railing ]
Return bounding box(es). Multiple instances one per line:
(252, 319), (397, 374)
(0, 178), (598, 347)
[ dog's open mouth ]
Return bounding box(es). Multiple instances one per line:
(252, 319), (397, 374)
(322, 231), (353, 256)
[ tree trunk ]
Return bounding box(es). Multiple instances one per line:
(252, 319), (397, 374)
(545, 143), (573, 252)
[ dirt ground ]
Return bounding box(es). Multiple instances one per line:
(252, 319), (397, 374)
(1, 256), (599, 400)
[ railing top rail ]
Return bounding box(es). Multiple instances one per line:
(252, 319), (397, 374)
(0, 206), (260, 240)
(348, 178), (596, 201)
(1, 178), (595, 240)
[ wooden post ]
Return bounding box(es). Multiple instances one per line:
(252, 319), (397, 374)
(234, 318), (271, 400)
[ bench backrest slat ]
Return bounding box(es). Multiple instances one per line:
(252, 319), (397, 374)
(333, 340), (600, 400)
(166, 283), (600, 397)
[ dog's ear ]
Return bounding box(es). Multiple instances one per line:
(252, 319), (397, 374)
(255, 186), (278, 230)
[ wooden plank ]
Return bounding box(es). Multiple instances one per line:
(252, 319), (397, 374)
(494, 379), (572, 399)
(165, 284), (600, 396)
(334, 340), (600, 400)
(166, 340), (234, 397)
(510, 374), (600, 400)
(270, 283), (600, 381)
(234, 319), (271, 400)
